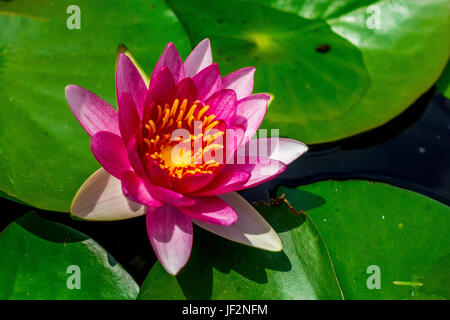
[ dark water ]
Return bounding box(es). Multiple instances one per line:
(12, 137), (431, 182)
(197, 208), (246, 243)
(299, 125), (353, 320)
(1, 88), (448, 284)
(242, 89), (450, 205)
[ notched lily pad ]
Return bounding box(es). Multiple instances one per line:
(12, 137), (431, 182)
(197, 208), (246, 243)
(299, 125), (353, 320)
(138, 194), (343, 300)
(280, 180), (450, 299)
(0, 212), (139, 299)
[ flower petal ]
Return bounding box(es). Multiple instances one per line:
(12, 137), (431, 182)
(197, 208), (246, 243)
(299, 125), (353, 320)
(237, 138), (308, 166)
(194, 192), (282, 251)
(147, 205), (193, 275)
(171, 172), (215, 194)
(192, 63), (221, 101)
(222, 67), (255, 100)
(90, 131), (131, 179)
(147, 184), (196, 207)
(121, 170), (162, 207)
(143, 156), (173, 189)
(118, 91), (141, 145)
(183, 38), (212, 78)
(116, 44), (150, 87)
(234, 93), (271, 146)
(205, 89), (237, 126)
(65, 85), (120, 137)
(168, 77), (198, 103)
(150, 42), (184, 85)
(143, 66), (175, 120)
(222, 156), (286, 190)
(179, 196), (238, 226)
(194, 171), (250, 196)
(116, 54), (147, 117)
(71, 168), (146, 221)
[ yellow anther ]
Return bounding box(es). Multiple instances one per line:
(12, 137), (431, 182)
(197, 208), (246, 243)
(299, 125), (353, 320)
(184, 103), (197, 120)
(205, 120), (219, 132)
(170, 99), (179, 117)
(143, 138), (151, 149)
(188, 115), (195, 128)
(160, 108), (170, 129)
(202, 114), (216, 127)
(196, 105), (210, 120)
(175, 109), (184, 123)
(148, 120), (156, 135)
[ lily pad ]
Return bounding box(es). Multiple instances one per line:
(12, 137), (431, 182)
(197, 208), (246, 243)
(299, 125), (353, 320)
(436, 62), (450, 99)
(138, 197), (344, 300)
(281, 180), (450, 299)
(166, 0), (450, 143)
(0, 0), (191, 211)
(0, 212), (139, 299)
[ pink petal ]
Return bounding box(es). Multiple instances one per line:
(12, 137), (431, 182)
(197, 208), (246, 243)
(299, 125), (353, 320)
(171, 172), (215, 194)
(194, 171), (250, 196)
(221, 156), (286, 190)
(205, 89), (237, 126)
(143, 66), (175, 120)
(184, 38), (212, 78)
(90, 131), (131, 179)
(125, 136), (148, 179)
(116, 54), (147, 117)
(117, 44), (150, 87)
(147, 184), (195, 207)
(118, 91), (141, 145)
(168, 77), (198, 103)
(147, 205), (193, 275)
(178, 196), (238, 226)
(222, 67), (255, 100)
(233, 94), (270, 146)
(237, 138), (308, 166)
(224, 125), (246, 164)
(65, 85), (120, 137)
(150, 42), (185, 85)
(121, 170), (162, 207)
(192, 63), (221, 101)
(143, 156), (173, 189)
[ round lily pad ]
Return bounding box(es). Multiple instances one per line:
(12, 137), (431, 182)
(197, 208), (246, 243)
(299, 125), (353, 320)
(0, 0), (191, 211)
(0, 212), (139, 299)
(166, 0), (450, 143)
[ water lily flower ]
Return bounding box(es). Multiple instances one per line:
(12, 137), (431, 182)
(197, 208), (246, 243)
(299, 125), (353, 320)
(65, 39), (308, 275)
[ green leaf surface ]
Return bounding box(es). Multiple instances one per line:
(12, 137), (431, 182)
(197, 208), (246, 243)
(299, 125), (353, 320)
(0, 0), (191, 211)
(280, 180), (450, 299)
(166, 0), (450, 143)
(138, 198), (343, 300)
(0, 212), (139, 299)
(436, 62), (450, 98)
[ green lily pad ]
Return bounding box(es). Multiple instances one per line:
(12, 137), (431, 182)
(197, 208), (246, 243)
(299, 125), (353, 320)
(138, 197), (344, 300)
(0, 212), (138, 299)
(436, 62), (450, 99)
(0, 0), (191, 211)
(281, 180), (450, 299)
(166, 0), (450, 143)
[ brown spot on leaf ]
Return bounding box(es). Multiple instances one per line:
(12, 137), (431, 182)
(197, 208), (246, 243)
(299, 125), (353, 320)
(316, 44), (331, 53)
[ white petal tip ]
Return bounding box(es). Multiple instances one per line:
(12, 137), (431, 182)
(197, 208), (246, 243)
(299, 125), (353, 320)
(194, 192), (283, 252)
(71, 168), (146, 221)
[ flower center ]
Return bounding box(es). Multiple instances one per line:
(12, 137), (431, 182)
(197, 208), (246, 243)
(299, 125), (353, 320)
(141, 98), (225, 179)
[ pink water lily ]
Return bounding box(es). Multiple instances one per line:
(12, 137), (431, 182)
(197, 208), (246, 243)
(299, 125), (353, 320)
(66, 39), (307, 275)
